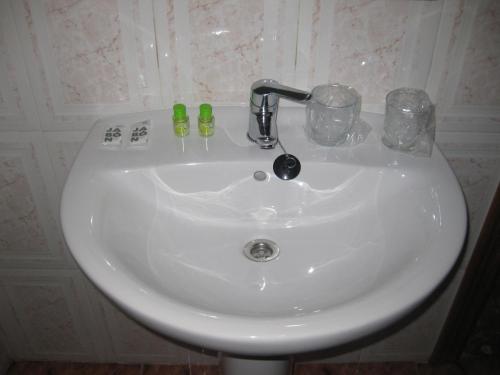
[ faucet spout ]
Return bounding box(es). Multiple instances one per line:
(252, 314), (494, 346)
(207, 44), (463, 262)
(248, 79), (311, 149)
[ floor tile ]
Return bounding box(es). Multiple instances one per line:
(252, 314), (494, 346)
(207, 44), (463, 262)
(58, 363), (141, 375)
(460, 358), (500, 375)
(14, 361), (487, 375)
(416, 363), (465, 375)
(294, 363), (357, 375)
(7, 362), (49, 375)
(189, 365), (220, 375)
(7, 362), (141, 375)
(142, 364), (190, 375)
(356, 362), (417, 375)
(134, 364), (221, 375)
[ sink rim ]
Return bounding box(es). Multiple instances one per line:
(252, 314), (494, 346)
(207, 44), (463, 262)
(61, 108), (467, 355)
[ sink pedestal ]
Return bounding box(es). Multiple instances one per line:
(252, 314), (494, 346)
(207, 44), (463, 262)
(221, 356), (289, 375)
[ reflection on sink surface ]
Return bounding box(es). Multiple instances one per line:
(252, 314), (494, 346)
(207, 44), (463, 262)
(61, 108), (466, 356)
(97, 163), (436, 316)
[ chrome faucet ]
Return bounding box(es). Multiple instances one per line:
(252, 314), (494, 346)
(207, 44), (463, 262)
(248, 79), (311, 149)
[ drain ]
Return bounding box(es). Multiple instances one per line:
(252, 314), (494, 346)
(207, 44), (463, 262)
(243, 239), (280, 262)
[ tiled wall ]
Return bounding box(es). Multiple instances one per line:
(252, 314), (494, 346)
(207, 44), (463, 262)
(0, 0), (499, 365)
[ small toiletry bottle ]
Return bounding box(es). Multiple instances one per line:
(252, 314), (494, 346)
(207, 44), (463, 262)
(198, 103), (214, 137)
(172, 103), (189, 137)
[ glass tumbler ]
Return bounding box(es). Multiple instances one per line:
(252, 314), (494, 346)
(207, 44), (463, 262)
(382, 88), (433, 150)
(306, 84), (361, 146)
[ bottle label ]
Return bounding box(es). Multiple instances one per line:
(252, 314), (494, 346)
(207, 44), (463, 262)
(102, 126), (124, 146)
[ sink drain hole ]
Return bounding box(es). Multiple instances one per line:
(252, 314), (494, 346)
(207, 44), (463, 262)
(243, 239), (279, 262)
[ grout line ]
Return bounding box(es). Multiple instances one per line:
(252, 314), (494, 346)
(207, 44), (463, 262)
(281, 0), (299, 85)
(295, 0), (313, 88)
(150, 0), (163, 106)
(172, 0), (194, 104)
(262, 0), (280, 79)
(152, 0), (174, 107)
(439, 0), (482, 111)
(393, 1), (423, 89)
(312, 0), (334, 86)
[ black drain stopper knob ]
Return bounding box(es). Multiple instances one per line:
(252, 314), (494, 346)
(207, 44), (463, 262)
(273, 154), (301, 180)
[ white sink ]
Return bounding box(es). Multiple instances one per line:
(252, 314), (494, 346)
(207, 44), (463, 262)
(61, 107), (466, 357)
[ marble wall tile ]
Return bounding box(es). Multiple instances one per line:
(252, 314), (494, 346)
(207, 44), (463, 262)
(155, 0), (181, 104)
(44, 0), (129, 105)
(0, 23), (22, 113)
(80, 275), (218, 364)
(0, 157), (48, 255)
(157, 0), (294, 105)
(0, 270), (98, 360)
(307, 0), (322, 86)
(17, 0), (56, 121)
(430, 0), (467, 108)
(13, 0), (161, 131)
(187, 0), (265, 103)
(300, 0), (435, 108)
(274, 0), (298, 86)
(0, 1), (40, 130)
(44, 132), (87, 194)
(6, 284), (85, 354)
(455, 0), (500, 106)
(129, 0), (162, 110)
(0, 135), (68, 267)
(95, 293), (218, 364)
(426, 0), (500, 115)
(327, 0), (412, 105)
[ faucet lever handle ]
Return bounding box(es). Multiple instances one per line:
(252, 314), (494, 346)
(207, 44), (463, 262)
(248, 79), (311, 149)
(250, 79), (311, 107)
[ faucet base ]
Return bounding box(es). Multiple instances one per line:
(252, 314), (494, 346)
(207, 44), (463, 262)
(246, 133), (276, 149)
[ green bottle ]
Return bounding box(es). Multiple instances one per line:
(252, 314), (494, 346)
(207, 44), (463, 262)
(172, 103), (189, 137)
(198, 103), (214, 137)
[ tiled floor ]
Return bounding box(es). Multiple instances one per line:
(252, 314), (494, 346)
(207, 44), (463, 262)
(6, 363), (219, 375)
(5, 361), (472, 375)
(7, 360), (500, 374)
(293, 362), (464, 375)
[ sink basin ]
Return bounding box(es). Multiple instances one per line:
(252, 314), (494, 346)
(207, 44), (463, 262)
(61, 107), (466, 356)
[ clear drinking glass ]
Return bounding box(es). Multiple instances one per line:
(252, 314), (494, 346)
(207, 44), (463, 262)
(382, 88), (433, 151)
(306, 84), (361, 146)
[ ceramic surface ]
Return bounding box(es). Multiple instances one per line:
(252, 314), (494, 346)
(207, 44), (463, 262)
(61, 107), (466, 356)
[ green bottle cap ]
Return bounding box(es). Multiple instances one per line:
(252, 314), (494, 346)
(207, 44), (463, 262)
(173, 103), (187, 121)
(199, 103), (212, 121)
